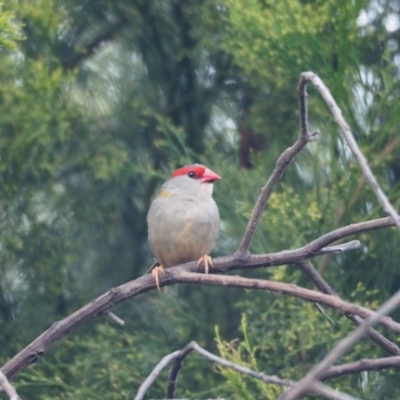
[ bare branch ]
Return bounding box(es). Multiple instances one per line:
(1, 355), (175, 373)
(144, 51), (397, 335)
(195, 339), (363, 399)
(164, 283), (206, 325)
(1, 217), (395, 380)
(104, 311), (125, 326)
(0, 371), (20, 400)
(322, 356), (400, 380)
(278, 288), (400, 400)
(134, 341), (400, 399)
(169, 272), (400, 334)
(135, 340), (358, 400)
(301, 71), (400, 230)
(298, 72), (311, 137)
(314, 303), (335, 325)
(235, 77), (316, 256)
(298, 259), (400, 356)
(317, 240), (360, 254)
(134, 350), (182, 400)
(235, 134), (312, 256)
(302, 217), (393, 254)
(134, 341), (293, 400)
(167, 343), (195, 399)
(311, 382), (361, 400)
(188, 341), (293, 385)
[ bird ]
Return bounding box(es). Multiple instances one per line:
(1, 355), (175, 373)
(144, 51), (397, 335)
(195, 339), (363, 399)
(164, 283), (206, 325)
(147, 164), (221, 290)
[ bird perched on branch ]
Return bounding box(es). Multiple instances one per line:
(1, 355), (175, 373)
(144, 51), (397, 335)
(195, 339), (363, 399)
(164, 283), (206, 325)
(147, 164), (221, 290)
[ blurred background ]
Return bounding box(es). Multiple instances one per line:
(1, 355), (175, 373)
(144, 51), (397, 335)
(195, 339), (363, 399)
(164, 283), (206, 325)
(1, 0), (400, 398)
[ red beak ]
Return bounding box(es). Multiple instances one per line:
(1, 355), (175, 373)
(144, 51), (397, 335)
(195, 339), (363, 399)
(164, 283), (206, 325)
(201, 167), (221, 183)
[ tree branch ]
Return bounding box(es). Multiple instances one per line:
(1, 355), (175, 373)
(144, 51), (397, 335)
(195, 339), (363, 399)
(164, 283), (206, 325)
(235, 76), (316, 256)
(134, 341), (400, 399)
(311, 383), (361, 400)
(298, 259), (400, 356)
(278, 288), (400, 400)
(301, 71), (400, 230)
(0, 217), (395, 380)
(169, 272), (400, 334)
(134, 340), (357, 400)
(133, 349), (182, 400)
(322, 356), (400, 380)
(235, 134), (313, 256)
(0, 371), (20, 400)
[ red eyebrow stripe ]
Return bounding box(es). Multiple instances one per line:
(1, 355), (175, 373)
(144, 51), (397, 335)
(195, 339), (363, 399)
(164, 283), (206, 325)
(172, 165), (206, 178)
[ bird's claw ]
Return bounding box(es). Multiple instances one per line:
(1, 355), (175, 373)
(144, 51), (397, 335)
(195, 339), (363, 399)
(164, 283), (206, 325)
(151, 265), (165, 291)
(197, 255), (214, 274)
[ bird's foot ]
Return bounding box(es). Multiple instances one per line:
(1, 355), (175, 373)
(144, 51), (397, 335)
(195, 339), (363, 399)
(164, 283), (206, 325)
(151, 265), (165, 291)
(197, 255), (214, 274)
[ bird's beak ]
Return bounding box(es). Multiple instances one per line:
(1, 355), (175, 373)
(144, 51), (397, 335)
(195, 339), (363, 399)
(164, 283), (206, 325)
(201, 167), (221, 183)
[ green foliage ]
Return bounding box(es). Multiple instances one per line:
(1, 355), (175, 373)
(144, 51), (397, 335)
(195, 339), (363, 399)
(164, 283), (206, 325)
(221, 0), (360, 79)
(15, 325), (149, 399)
(0, 3), (23, 49)
(215, 315), (282, 399)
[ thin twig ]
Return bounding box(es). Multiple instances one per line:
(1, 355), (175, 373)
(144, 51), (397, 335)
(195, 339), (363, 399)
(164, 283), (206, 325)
(235, 134), (312, 256)
(170, 271), (400, 334)
(0, 371), (20, 400)
(278, 288), (400, 400)
(314, 303), (335, 325)
(145, 259), (159, 275)
(188, 341), (293, 385)
(135, 341), (358, 400)
(311, 382), (361, 400)
(301, 71), (400, 230)
(322, 356), (400, 380)
(298, 259), (400, 356)
(236, 78), (315, 256)
(167, 343), (195, 398)
(134, 341), (293, 400)
(135, 342), (400, 399)
(316, 240), (360, 254)
(298, 73), (311, 137)
(133, 350), (182, 400)
(104, 311), (125, 326)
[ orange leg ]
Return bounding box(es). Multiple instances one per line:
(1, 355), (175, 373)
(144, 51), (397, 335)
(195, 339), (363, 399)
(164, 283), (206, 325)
(151, 265), (165, 291)
(196, 255), (214, 274)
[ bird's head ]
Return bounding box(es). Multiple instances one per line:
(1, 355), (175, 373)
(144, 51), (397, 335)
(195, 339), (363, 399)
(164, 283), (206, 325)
(164, 164), (221, 196)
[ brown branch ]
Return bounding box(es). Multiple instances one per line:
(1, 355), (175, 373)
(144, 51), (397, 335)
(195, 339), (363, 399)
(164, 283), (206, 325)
(134, 339), (400, 399)
(134, 349), (183, 400)
(235, 77), (316, 256)
(166, 344), (195, 399)
(169, 272), (400, 334)
(235, 135), (312, 256)
(134, 341), (293, 400)
(299, 260), (400, 356)
(311, 383), (361, 400)
(0, 217), (395, 380)
(168, 341), (294, 397)
(322, 356), (400, 380)
(135, 340), (357, 400)
(278, 288), (400, 400)
(298, 69), (311, 137)
(301, 71), (400, 230)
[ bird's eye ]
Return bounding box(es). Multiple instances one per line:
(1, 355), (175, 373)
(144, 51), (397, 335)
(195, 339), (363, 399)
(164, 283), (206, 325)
(188, 171), (196, 178)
